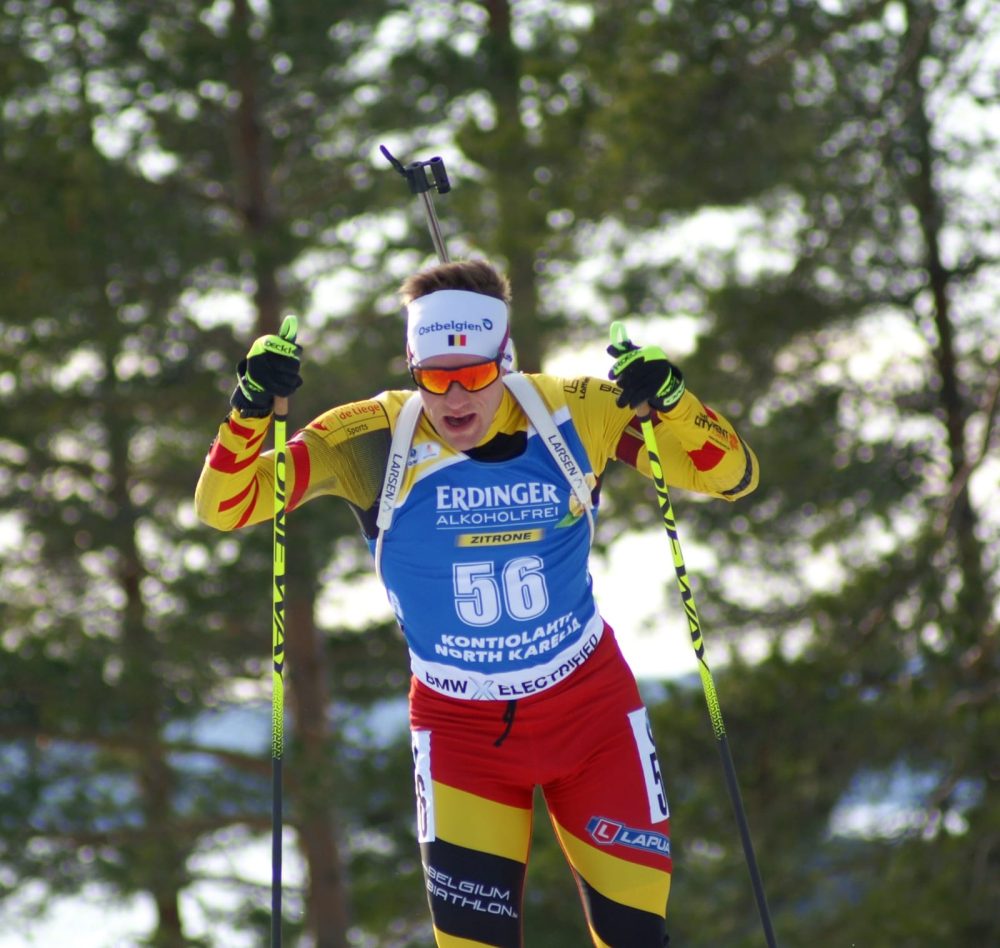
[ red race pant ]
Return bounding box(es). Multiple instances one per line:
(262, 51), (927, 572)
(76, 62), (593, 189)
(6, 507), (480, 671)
(409, 626), (672, 947)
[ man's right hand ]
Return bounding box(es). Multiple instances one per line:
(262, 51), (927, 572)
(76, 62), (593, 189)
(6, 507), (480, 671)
(230, 316), (302, 417)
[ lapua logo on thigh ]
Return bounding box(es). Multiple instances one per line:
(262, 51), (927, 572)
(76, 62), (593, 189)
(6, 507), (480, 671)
(586, 816), (671, 857)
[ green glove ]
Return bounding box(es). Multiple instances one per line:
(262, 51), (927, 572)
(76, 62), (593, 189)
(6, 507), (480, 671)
(607, 322), (685, 413)
(231, 315), (302, 417)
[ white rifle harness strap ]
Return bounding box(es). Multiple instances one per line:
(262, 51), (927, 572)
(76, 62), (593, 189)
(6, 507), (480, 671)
(374, 373), (595, 581)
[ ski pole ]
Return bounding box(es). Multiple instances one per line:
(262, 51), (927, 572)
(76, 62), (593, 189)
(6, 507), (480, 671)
(609, 321), (778, 948)
(380, 144), (451, 263)
(270, 313), (297, 948)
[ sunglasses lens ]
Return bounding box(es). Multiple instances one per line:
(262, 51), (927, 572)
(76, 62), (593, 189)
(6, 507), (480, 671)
(412, 360), (500, 394)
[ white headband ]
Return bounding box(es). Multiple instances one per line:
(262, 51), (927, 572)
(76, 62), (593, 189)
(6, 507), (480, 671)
(406, 289), (510, 366)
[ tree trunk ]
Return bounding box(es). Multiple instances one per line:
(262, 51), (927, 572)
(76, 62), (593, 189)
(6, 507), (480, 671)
(903, 2), (990, 648)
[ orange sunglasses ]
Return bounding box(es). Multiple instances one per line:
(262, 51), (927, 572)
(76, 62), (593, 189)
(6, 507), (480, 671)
(410, 356), (502, 395)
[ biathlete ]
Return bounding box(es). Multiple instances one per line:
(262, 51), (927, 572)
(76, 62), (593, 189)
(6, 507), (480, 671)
(195, 258), (759, 947)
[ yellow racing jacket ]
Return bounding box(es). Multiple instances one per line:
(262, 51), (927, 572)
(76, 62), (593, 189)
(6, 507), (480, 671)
(195, 373), (758, 536)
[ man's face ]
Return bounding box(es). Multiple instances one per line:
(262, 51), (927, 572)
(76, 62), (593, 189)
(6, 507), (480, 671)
(414, 353), (505, 452)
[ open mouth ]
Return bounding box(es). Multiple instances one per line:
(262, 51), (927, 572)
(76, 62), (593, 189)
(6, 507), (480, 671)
(444, 413), (475, 429)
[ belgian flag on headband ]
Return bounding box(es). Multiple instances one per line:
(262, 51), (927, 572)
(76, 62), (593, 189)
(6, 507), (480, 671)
(448, 334), (467, 347)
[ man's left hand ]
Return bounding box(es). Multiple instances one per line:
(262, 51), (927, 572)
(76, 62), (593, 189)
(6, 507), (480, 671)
(607, 339), (685, 413)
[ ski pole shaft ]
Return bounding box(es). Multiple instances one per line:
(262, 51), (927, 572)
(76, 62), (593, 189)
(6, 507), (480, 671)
(610, 321), (778, 947)
(640, 410), (777, 946)
(270, 314), (297, 947)
(271, 397), (286, 948)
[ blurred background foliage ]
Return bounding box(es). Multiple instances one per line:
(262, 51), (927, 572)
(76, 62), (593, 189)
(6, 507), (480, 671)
(0, 0), (997, 945)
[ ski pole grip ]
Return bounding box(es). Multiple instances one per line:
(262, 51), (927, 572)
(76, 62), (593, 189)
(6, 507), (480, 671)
(274, 314), (299, 417)
(609, 321), (652, 420)
(609, 320), (629, 349)
(279, 314), (298, 343)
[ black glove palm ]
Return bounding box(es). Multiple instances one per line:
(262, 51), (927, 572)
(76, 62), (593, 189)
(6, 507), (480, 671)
(231, 319), (303, 417)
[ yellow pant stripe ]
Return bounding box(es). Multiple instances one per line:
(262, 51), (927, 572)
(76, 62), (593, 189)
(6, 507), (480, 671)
(551, 816), (671, 916)
(434, 780), (532, 864)
(588, 928), (613, 948)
